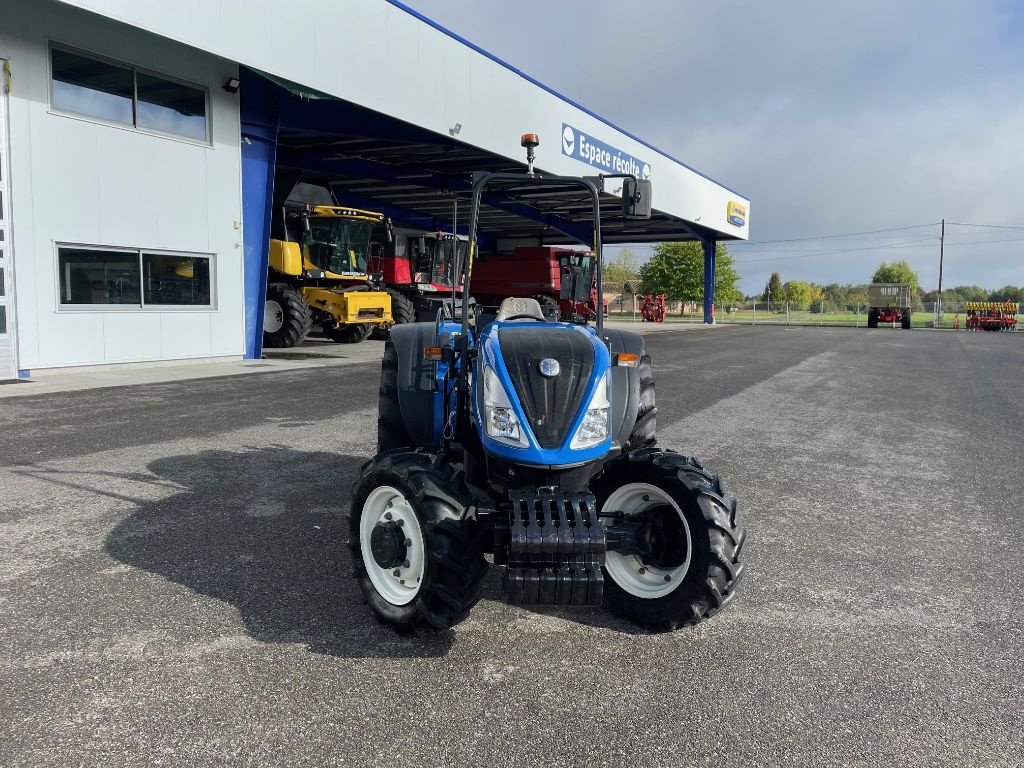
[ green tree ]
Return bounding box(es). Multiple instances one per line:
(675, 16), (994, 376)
(950, 284), (989, 302)
(762, 272), (783, 303)
(872, 259), (920, 295)
(604, 247), (640, 284)
(989, 285), (1023, 303)
(780, 280), (819, 311)
(639, 242), (742, 306)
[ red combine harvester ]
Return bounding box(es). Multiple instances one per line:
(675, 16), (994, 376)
(369, 228), (466, 324)
(966, 301), (1018, 332)
(641, 294), (667, 322)
(471, 246), (605, 321)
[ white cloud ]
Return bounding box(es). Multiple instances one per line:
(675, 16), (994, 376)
(402, 0), (1024, 292)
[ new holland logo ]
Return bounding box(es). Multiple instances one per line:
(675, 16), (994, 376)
(538, 359), (560, 378)
(727, 201), (747, 227)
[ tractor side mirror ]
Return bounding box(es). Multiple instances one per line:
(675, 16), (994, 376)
(385, 218), (394, 243)
(622, 179), (652, 220)
(301, 213), (311, 233)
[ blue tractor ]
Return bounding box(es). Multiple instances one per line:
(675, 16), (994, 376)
(350, 135), (746, 631)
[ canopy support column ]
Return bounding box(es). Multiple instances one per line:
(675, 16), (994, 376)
(702, 238), (716, 324)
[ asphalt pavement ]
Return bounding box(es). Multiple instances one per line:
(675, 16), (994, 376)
(1, 326), (1022, 767)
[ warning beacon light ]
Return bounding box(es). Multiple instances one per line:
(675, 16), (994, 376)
(521, 133), (539, 174)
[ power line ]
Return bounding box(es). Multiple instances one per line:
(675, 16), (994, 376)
(732, 237), (938, 264)
(947, 221), (1024, 231)
(729, 222), (938, 245)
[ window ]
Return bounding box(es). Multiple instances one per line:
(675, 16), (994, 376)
(136, 72), (208, 142)
(58, 246), (213, 308)
(51, 48), (134, 126)
(50, 46), (209, 143)
(143, 253), (211, 306)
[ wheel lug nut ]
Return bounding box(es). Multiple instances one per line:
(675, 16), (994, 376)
(663, 575), (671, 582)
(404, 539), (412, 547)
(638, 567), (647, 574)
(384, 512), (393, 520)
(400, 579), (405, 585)
(392, 569), (401, 577)
(397, 519), (405, 527)
(402, 560), (410, 569)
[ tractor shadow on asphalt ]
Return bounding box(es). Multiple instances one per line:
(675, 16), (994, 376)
(104, 447), (457, 659)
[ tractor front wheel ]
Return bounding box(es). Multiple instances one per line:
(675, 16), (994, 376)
(349, 452), (487, 630)
(592, 448), (746, 630)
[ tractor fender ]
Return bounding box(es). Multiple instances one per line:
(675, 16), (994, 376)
(387, 322), (439, 448)
(602, 329), (645, 448)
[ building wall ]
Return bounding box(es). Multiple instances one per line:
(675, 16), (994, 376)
(0, 0), (242, 369)
(53, 0), (750, 240)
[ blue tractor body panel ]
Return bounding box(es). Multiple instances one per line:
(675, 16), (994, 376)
(470, 320), (612, 467)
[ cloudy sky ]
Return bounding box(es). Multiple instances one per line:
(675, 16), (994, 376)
(402, 0), (1024, 294)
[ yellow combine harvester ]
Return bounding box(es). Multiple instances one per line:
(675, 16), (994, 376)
(264, 202), (393, 347)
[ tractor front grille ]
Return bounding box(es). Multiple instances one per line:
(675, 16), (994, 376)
(498, 327), (595, 449)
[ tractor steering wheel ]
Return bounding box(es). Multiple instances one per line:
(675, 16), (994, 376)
(502, 314), (546, 322)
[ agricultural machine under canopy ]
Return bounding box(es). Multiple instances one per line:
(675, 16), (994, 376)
(471, 246), (606, 322)
(348, 134), (746, 632)
(264, 181), (393, 347)
(370, 228), (469, 325)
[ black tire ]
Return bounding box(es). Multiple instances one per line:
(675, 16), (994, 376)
(532, 294), (561, 321)
(387, 288), (416, 326)
(325, 323), (373, 344)
(901, 311), (912, 330)
(263, 283), (312, 348)
(625, 353), (657, 451)
(591, 448), (746, 630)
(867, 309), (879, 328)
(349, 451), (487, 630)
(378, 341), (413, 453)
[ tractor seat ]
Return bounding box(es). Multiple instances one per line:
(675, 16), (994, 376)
(495, 297), (546, 322)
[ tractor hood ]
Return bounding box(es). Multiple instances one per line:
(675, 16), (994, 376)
(475, 321), (612, 467)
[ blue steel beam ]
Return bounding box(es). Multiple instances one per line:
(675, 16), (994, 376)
(702, 238), (717, 324)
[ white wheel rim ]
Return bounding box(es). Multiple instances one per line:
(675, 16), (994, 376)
(359, 485), (426, 605)
(264, 299), (285, 333)
(604, 482), (691, 599)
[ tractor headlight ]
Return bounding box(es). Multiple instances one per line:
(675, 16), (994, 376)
(483, 365), (528, 447)
(570, 373), (610, 449)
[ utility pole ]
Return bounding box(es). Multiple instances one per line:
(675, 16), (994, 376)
(937, 218), (945, 326)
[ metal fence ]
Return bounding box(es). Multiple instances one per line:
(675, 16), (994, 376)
(601, 289), (1021, 330)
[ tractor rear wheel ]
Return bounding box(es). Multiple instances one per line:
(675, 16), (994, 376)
(625, 353), (657, 450)
(349, 451), (487, 630)
(532, 294), (561, 321)
(867, 309), (879, 328)
(377, 341), (412, 452)
(591, 447), (745, 630)
(326, 323), (373, 344)
(263, 284), (312, 348)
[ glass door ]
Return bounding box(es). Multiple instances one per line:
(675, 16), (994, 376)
(0, 59), (17, 380)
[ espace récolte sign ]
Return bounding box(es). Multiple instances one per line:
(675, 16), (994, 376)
(561, 123), (651, 180)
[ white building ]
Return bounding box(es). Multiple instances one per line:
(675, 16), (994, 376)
(0, 0), (749, 381)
